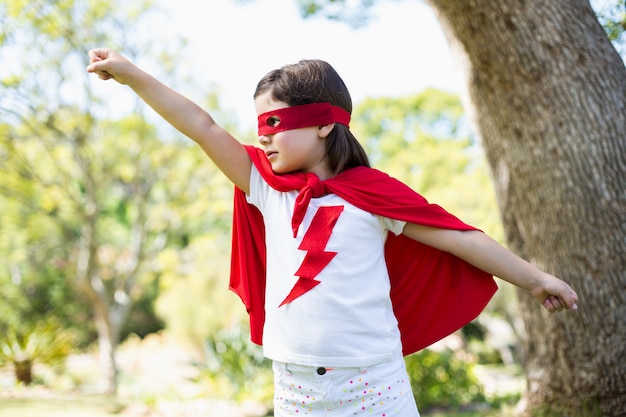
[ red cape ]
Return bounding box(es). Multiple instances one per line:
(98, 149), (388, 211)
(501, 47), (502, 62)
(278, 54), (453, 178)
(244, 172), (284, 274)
(230, 146), (497, 356)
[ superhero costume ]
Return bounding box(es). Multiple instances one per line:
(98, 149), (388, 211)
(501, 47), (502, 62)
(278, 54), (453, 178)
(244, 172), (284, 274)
(230, 145), (497, 356)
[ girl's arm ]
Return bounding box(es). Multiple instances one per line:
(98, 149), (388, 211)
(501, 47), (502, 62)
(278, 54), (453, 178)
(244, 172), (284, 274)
(87, 48), (251, 193)
(402, 223), (579, 313)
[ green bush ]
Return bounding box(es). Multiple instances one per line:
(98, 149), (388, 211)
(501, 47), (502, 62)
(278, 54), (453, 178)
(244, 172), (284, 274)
(529, 401), (604, 417)
(405, 348), (486, 410)
(190, 326), (488, 411)
(191, 322), (273, 405)
(0, 320), (74, 385)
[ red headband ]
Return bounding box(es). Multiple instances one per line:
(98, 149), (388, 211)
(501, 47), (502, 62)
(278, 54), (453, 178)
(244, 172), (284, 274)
(257, 102), (351, 136)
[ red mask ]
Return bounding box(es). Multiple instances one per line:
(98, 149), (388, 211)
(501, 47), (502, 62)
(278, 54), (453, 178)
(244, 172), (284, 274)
(257, 102), (351, 136)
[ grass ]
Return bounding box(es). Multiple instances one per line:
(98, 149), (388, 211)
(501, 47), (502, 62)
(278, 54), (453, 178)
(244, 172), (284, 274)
(0, 394), (128, 417)
(0, 340), (525, 417)
(424, 412), (495, 417)
(423, 407), (517, 417)
(0, 395), (519, 417)
(421, 400), (519, 417)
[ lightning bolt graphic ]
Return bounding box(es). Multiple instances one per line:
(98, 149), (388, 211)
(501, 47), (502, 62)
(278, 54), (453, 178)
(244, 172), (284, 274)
(279, 205), (344, 307)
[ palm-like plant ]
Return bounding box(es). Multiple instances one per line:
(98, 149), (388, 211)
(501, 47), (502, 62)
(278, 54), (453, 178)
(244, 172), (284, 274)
(0, 321), (74, 384)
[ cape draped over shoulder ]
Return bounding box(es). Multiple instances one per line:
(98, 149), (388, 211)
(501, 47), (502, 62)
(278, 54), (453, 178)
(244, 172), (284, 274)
(229, 145), (497, 356)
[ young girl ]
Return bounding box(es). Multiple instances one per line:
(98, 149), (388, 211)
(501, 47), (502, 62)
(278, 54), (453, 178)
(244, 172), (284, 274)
(87, 49), (578, 416)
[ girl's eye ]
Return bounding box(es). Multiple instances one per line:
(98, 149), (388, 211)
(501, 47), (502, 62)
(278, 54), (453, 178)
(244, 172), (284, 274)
(267, 115), (281, 127)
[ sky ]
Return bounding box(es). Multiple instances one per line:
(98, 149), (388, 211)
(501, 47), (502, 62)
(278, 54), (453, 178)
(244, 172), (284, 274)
(150, 0), (462, 130)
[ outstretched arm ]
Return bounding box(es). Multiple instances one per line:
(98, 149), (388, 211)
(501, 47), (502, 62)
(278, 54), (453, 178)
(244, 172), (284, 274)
(87, 48), (251, 193)
(403, 223), (579, 313)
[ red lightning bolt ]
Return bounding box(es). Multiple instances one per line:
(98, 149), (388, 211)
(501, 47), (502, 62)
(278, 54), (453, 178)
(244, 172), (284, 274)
(279, 206), (344, 307)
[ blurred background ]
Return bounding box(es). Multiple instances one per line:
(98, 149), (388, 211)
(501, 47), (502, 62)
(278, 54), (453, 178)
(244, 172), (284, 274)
(0, 0), (623, 416)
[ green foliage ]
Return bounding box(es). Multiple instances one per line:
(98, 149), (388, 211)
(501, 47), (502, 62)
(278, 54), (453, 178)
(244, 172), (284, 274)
(0, 320), (75, 385)
(592, 0), (626, 55)
(298, 0), (375, 27)
(466, 340), (504, 365)
(352, 89), (503, 241)
(191, 323), (273, 405)
(0, 0), (217, 393)
(405, 348), (486, 410)
(298, 0), (625, 58)
(0, 186), (94, 345)
(154, 233), (243, 348)
(528, 400), (604, 417)
(121, 276), (164, 339)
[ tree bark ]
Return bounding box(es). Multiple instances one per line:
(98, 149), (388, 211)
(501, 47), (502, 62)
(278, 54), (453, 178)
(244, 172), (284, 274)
(94, 304), (120, 395)
(425, 0), (626, 415)
(14, 360), (33, 385)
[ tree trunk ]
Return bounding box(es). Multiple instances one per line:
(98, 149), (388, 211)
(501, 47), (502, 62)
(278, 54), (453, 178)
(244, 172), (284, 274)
(94, 308), (120, 395)
(74, 215), (122, 395)
(14, 360), (33, 385)
(425, 0), (626, 415)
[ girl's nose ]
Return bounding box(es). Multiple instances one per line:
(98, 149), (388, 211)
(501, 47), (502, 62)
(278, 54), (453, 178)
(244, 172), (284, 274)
(258, 134), (271, 145)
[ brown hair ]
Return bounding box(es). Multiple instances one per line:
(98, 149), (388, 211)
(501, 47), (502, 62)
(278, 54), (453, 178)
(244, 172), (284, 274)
(254, 59), (370, 174)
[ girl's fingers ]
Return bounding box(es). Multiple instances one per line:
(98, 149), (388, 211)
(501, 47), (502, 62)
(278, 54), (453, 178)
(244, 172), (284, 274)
(86, 58), (113, 80)
(543, 296), (561, 312)
(543, 294), (578, 312)
(88, 48), (110, 61)
(96, 71), (113, 80)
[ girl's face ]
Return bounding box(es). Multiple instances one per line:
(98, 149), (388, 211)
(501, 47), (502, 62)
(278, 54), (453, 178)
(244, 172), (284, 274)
(255, 92), (334, 179)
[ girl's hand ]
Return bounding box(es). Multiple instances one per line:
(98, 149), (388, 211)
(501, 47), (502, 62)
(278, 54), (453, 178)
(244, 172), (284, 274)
(86, 48), (135, 85)
(531, 273), (579, 313)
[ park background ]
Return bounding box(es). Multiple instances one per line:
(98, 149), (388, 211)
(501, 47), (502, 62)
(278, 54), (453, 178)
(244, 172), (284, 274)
(0, 0), (624, 416)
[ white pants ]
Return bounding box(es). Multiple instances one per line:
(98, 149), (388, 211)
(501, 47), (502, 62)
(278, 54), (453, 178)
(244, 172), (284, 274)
(272, 354), (420, 416)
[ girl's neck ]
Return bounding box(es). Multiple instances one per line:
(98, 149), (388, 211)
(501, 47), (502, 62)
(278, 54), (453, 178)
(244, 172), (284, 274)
(304, 163), (335, 181)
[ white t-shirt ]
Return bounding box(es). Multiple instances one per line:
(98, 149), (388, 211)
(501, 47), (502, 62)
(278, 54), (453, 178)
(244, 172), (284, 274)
(247, 166), (407, 367)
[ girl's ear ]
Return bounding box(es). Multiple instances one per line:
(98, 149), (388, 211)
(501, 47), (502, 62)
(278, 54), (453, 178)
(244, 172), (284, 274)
(318, 123), (335, 138)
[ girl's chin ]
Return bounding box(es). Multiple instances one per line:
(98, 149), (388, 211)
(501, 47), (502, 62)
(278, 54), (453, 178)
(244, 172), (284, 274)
(269, 162), (285, 174)
(269, 161), (293, 174)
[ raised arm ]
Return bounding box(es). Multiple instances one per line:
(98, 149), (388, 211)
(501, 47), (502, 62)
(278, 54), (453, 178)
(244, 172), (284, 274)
(87, 48), (251, 193)
(402, 223), (579, 313)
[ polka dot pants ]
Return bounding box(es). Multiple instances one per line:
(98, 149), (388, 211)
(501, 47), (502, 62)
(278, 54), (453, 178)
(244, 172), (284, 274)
(272, 355), (420, 416)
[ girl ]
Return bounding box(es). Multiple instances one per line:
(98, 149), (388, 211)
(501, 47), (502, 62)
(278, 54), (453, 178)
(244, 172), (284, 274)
(87, 49), (578, 416)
